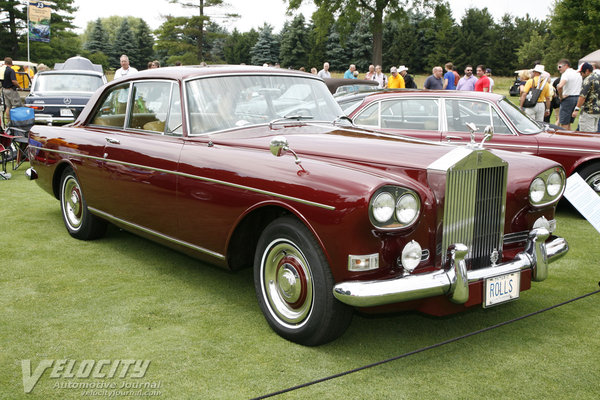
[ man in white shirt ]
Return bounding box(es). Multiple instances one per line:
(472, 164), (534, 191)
(113, 54), (138, 80)
(317, 62), (331, 79)
(556, 58), (582, 130)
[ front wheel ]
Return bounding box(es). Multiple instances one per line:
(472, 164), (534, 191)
(254, 216), (352, 345)
(579, 163), (600, 195)
(60, 167), (107, 240)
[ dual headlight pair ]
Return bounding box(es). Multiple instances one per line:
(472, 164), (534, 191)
(529, 168), (566, 206)
(369, 185), (420, 229)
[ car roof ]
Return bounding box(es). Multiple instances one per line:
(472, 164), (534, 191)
(351, 89), (506, 103)
(37, 70), (105, 77)
(108, 65), (317, 83)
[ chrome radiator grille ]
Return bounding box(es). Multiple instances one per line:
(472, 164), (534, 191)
(441, 158), (507, 270)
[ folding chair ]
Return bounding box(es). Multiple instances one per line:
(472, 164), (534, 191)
(4, 107), (34, 170)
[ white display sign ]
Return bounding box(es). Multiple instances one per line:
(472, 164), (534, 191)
(563, 173), (600, 234)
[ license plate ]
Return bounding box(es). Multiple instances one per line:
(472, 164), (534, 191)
(60, 108), (73, 117)
(484, 272), (520, 308)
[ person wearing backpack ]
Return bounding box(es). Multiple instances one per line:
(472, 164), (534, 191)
(519, 64), (551, 122)
(1, 57), (23, 123)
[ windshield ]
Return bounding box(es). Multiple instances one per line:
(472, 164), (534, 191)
(33, 73), (104, 93)
(185, 75), (343, 134)
(498, 98), (543, 134)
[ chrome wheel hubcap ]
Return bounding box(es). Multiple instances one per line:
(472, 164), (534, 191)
(63, 177), (83, 229)
(585, 172), (600, 195)
(262, 239), (313, 326)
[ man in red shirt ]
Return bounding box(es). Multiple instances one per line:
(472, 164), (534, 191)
(474, 65), (490, 92)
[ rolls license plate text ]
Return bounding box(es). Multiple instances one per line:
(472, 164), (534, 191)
(484, 272), (520, 308)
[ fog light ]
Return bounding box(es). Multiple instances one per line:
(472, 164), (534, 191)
(348, 253), (379, 272)
(401, 240), (422, 273)
(534, 216), (556, 234)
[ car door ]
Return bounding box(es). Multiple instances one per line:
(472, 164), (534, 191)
(86, 80), (184, 237)
(442, 98), (540, 155)
(353, 98), (443, 141)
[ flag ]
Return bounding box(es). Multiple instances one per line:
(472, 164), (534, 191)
(29, 1), (51, 43)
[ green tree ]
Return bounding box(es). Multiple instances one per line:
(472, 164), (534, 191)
(250, 24), (279, 66)
(325, 25), (347, 72)
(223, 28), (259, 65)
(279, 15), (309, 69)
(453, 8), (495, 69)
(0, 0), (79, 65)
(346, 15), (372, 72)
(286, 0), (435, 66)
(516, 30), (547, 69)
(112, 19), (138, 68)
(548, 0), (600, 63)
(84, 19), (110, 54)
(423, 2), (458, 69)
(168, 0), (239, 61)
(135, 20), (156, 67)
(154, 16), (198, 65)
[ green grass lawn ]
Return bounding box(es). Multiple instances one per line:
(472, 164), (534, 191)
(2, 164), (599, 399)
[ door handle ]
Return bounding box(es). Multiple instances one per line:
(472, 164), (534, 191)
(445, 135), (463, 142)
(105, 137), (120, 145)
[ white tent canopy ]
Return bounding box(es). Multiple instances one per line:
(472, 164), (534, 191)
(579, 49), (600, 66)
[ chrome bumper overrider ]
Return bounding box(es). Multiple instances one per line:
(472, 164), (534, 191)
(333, 228), (568, 308)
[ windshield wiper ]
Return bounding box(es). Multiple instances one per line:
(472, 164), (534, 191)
(269, 114), (314, 129)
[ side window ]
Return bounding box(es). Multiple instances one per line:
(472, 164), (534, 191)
(380, 99), (439, 131)
(446, 99), (512, 134)
(90, 84), (130, 127)
(353, 102), (380, 127)
(128, 81), (172, 133)
(166, 85), (183, 136)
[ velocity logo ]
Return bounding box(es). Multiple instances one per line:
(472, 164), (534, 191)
(21, 359), (150, 393)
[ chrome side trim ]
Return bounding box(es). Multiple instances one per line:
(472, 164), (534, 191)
(332, 228), (567, 308)
(88, 207), (225, 260)
(30, 146), (335, 210)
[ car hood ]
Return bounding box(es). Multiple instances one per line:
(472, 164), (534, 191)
(209, 123), (559, 174)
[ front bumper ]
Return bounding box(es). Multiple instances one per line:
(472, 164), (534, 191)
(333, 228), (568, 308)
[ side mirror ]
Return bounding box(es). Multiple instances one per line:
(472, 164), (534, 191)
(270, 136), (288, 157)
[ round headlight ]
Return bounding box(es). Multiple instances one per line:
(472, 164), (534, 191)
(401, 240), (422, 272)
(396, 193), (419, 225)
(372, 192), (395, 223)
(546, 171), (563, 197)
(530, 177), (545, 203)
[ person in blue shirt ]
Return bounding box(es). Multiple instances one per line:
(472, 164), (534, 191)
(443, 62), (456, 90)
(344, 64), (357, 79)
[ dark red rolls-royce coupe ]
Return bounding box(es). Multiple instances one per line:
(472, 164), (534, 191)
(27, 66), (568, 345)
(343, 90), (600, 196)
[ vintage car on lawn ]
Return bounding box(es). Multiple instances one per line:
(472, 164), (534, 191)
(25, 56), (107, 125)
(343, 90), (600, 196)
(26, 66), (569, 345)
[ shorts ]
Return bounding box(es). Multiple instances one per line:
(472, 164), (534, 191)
(579, 112), (600, 132)
(2, 88), (22, 111)
(558, 96), (578, 125)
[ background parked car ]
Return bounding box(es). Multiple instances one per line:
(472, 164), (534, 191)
(25, 56), (107, 125)
(345, 90), (600, 196)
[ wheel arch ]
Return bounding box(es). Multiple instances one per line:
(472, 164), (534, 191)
(573, 157), (600, 177)
(51, 160), (77, 200)
(225, 202), (325, 272)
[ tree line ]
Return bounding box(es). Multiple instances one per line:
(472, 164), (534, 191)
(0, 0), (598, 76)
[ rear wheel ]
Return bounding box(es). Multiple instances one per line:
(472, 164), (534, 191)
(254, 216), (352, 345)
(60, 168), (107, 240)
(578, 163), (600, 195)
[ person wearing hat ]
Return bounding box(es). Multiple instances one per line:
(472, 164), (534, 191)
(520, 64), (551, 122)
(571, 62), (600, 132)
(387, 66), (405, 89)
(398, 65), (416, 88)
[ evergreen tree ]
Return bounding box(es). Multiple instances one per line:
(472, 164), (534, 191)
(223, 28), (258, 65)
(250, 24), (279, 66)
(423, 2), (458, 69)
(84, 19), (109, 54)
(325, 25), (347, 72)
(453, 8), (495, 69)
(279, 15), (309, 69)
(112, 19), (138, 69)
(346, 15), (372, 72)
(135, 20), (156, 67)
